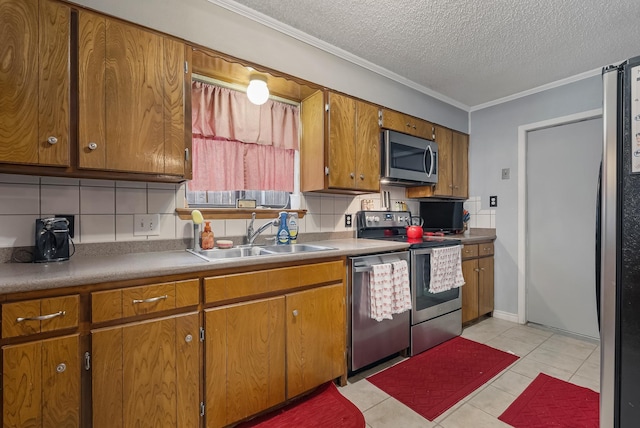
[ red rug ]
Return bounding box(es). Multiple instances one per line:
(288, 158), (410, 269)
(237, 382), (365, 428)
(498, 373), (599, 427)
(367, 336), (519, 421)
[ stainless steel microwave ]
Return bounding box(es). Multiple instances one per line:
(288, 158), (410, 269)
(380, 129), (438, 186)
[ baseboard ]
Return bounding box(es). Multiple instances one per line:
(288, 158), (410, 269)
(492, 310), (520, 323)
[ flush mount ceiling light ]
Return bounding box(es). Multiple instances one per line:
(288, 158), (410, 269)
(247, 74), (269, 105)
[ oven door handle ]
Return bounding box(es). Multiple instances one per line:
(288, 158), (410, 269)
(353, 266), (373, 273)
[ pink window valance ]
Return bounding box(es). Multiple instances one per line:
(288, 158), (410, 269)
(189, 81), (299, 192)
(191, 81), (299, 150)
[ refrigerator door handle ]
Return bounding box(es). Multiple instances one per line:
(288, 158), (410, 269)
(600, 65), (619, 428)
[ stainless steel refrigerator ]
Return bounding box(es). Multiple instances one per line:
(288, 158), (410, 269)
(600, 57), (640, 427)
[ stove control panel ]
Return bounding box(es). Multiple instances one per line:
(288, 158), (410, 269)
(358, 210), (411, 228)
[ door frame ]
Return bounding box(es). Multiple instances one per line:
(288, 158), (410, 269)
(517, 108), (602, 324)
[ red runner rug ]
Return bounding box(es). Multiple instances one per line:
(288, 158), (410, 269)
(237, 382), (365, 428)
(367, 336), (519, 421)
(498, 373), (599, 427)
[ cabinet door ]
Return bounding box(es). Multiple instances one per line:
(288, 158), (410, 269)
(478, 257), (494, 317)
(92, 313), (200, 428)
(461, 259), (479, 323)
(286, 283), (345, 398)
(0, 0), (70, 166)
(413, 120), (434, 141)
(205, 297), (285, 428)
(355, 100), (380, 192)
(3, 334), (80, 428)
(327, 92), (356, 189)
(78, 13), (186, 175)
(432, 125), (453, 197)
(451, 132), (469, 198)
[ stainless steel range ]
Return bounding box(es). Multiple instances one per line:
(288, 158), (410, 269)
(355, 210), (463, 356)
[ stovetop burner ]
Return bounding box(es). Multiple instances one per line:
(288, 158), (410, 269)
(355, 210), (461, 249)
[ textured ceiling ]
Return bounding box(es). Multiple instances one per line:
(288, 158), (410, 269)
(212, 0), (640, 109)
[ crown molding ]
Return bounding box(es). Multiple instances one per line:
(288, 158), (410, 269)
(206, 0), (470, 112)
(470, 67), (602, 112)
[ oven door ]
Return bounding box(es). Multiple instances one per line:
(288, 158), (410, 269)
(410, 247), (462, 324)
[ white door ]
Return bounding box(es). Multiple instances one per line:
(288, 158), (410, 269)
(526, 117), (601, 339)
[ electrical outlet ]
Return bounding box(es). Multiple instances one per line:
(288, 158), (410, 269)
(344, 214), (352, 228)
(134, 214), (160, 236)
(489, 196), (498, 207)
(502, 168), (510, 180)
(55, 214), (75, 238)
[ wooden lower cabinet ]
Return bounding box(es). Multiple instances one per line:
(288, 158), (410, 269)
(205, 297), (286, 428)
(2, 334), (80, 428)
(91, 312), (200, 428)
(461, 244), (495, 323)
(286, 284), (345, 397)
(205, 283), (345, 427)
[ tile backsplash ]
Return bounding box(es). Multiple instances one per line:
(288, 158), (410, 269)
(0, 173), (495, 248)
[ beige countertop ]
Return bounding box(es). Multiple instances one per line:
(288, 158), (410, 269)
(0, 238), (409, 295)
(0, 229), (496, 295)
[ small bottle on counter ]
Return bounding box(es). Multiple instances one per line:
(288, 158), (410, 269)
(288, 213), (298, 244)
(201, 221), (214, 249)
(277, 212), (290, 245)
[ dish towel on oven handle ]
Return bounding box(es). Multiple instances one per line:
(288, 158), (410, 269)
(428, 245), (465, 293)
(370, 263), (393, 321)
(391, 260), (412, 313)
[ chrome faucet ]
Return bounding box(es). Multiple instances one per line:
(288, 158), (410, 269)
(246, 212), (280, 245)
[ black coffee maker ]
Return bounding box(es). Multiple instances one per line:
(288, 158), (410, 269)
(34, 218), (71, 263)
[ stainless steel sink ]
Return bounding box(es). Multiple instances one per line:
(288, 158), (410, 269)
(259, 244), (335, 254)
(187, 243), (335, 261)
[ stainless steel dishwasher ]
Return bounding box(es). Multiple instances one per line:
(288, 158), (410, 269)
(348, 250), (410, 373)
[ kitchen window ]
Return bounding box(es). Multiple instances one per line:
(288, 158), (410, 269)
(187, 80), (300, 208)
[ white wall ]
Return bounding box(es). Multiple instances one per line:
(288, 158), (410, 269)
(68, 0), (468, 132)
(469, 75), (602, 316)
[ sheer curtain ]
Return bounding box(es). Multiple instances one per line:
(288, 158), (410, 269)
(190, 82), (299, 193)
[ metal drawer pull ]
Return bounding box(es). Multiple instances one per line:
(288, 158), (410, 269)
(132, 295), (168, 304)
(16, 310), (65, 323)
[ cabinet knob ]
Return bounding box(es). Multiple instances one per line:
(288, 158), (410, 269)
(185, 334), (193, 343)
(480, 268), (486, 271)
(350, 172), (355, 178)
(88, 142), (98, 151)
(47, 136), (58, 145)
(56, 363), (66, 373)
(360, 174), (365, 180)
(474, 268), (481, 272)
(292, 309), (299, 317)
(413, 124), (417, 129)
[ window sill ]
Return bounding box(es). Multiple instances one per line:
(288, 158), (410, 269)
(175, 208), (307, 220)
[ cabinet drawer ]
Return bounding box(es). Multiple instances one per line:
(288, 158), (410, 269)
(2, 295), (79, 338)
(92, 279), (199, 323)
(204, 260), (344, 304)
(478, 242), (494, 257)
(461, 244), (478, 259)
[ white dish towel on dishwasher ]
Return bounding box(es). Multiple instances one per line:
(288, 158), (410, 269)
(429, 245), (465, 293)
(370, 263), (393, 321)
(370, 261), (412, 321)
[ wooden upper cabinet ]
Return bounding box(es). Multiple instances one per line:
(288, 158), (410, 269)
(406, 126), (469, 199)
(0, 0), (70, 167)
(78, 11), (188, 176)
(451, 131), (469, 198)
(380, 108), (434, 140)
(301, 90), (380, 193)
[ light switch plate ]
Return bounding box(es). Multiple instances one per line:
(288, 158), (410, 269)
(502, 168), (510, 179)
(134, 214), (160, 236)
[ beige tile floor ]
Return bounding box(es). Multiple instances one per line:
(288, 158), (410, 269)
(339, 317), (600, 428)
